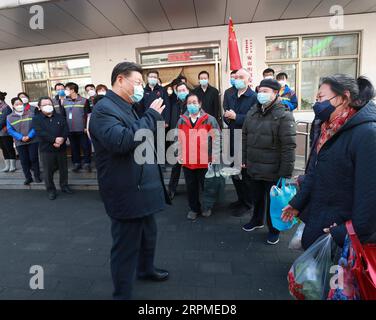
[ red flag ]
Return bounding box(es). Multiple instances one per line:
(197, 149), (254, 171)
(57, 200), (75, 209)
(228, 17), (242, 71)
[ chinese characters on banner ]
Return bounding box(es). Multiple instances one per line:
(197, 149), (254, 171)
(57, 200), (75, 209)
(242, 38), (255, 86)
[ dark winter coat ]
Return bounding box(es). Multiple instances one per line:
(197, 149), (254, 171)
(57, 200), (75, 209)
(242, 100), (297, 182)
(89, 90), (170, 220)
(290, 101), (376, 249)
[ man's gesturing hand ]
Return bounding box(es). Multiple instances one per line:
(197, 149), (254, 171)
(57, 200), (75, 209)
(150, 98), (166, 115)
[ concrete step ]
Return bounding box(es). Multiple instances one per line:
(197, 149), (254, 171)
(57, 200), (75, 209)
(0, 159), (304, 191)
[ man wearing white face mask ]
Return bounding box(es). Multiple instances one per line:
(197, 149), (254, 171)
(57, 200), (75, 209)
(33, 97), (72, 200)
(85, 84), (97, 112)
(242, 79), (296, 245)
(89, 61), (171, 300)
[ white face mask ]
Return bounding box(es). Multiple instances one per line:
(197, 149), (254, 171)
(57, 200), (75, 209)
(21, 97), (29, 104)
(278, 80), (287, 87)
(41, 105), (54, 114)
(264, 76), (274, 80)
(97, 91), (107, 96)
(88, 90), (96, 97)
(65, 90), (71, 97)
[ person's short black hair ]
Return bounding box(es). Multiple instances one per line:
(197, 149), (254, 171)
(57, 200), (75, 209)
(177, 75), (187, 82)
(38, 96), (54, 107)
(85, 84), (96, 91)
(263, 68), (275, 76)
(231, 70), (238, 75)
(65, 82), (79, 93)
(11, 97), (22, 106)
(198, 71), (210, 79)
(176, 82), (189, 91)
(54, 83), (65, 90)
(186, 93), (202, 104)
(111, 62), (143, 86)
(276, 72), (288, 80)
(147, 70), (159, 77)
(17, 92), (30, 99)
(0, 91), (7, 101)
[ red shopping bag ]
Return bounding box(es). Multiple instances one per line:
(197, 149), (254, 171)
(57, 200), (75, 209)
(346, 221), (376, 300)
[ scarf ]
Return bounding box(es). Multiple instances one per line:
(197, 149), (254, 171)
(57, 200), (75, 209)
(316, 107), (357, 153)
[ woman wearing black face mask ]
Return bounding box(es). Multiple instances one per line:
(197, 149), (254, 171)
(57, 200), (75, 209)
(282, 74), (376, 250)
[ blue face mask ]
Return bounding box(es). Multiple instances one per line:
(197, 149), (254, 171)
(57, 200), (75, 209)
(257, 92), (273, 105)
(199, 79), (209, 87)
(130, 85), (144, 103)
(235, 79), (247, 90)
(177, 91), (189, 101)
(313, 98), (336, 122)
(187, 104), (200, 115)
(230, 78), (236, 87)
(148, 78), (158, 87)
(58, 90), (65, 97)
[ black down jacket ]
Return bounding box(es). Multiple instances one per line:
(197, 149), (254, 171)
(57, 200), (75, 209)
(242, 100), (297, 182)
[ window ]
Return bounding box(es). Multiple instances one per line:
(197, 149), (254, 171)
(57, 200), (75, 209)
(266, 33), (360, 110)
(21, 55), (92, 102)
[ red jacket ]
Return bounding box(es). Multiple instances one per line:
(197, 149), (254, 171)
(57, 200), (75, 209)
(177, 111), (220, 170)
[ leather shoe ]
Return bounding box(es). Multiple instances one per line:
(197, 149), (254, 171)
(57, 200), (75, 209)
(138, 269), (169, 282)
(24, 178), (33, 185)
(61, 186), (74, 194)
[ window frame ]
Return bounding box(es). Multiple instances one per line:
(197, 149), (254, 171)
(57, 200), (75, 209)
(265, 31), (361, 111)
(20, 54), (92, 101)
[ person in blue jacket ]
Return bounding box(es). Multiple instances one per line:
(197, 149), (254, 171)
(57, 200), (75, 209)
(89, 62), (171, 300)
(7, 97), (41, 185)
(276, 72), (298, 111)
(223, 70), (238, 112)
(283, 74), (376, 249)
(223, 68), (258, 217)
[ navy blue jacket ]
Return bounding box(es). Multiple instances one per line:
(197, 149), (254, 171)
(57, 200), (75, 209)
(223, 87), (257, 129)
(224, 87), (257, 156)
(89, 90), (170, 220)
(223, 86), (237, 111)
(290, 102), (376, 249)
(140, 84), (170, 122)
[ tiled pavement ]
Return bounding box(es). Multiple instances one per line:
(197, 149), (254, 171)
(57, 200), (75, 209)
(0, 189), (301, 300)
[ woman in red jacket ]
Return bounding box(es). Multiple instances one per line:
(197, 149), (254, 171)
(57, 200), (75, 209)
(177, 93), (220, 220)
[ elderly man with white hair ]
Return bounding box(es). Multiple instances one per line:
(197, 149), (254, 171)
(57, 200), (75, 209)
(223, 68), (258, 217)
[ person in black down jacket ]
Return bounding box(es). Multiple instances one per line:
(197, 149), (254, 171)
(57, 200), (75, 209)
(242, 79), (297, 245)
(283, 74), (376, 249)
(89, 62), (171, 300)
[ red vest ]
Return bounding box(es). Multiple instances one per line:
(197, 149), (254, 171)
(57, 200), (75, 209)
(178, 114), (215, 170)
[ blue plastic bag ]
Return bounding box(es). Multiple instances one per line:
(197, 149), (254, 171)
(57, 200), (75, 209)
(270, 178), (297, 231)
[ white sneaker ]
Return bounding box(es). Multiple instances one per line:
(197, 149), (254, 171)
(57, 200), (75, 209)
(202, 209), (212, 217)
(187, 211), (198, 220)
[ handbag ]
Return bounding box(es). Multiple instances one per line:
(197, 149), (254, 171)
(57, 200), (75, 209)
(346, 221), (376, 300)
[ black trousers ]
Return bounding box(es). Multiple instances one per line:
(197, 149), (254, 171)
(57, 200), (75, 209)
(110, 214), (157, 300)
(40, 150), (68, 192)
(168, 162), (182, 194)
(183, 167), (207, 213)
(0, 136), (16, 159)
(16, 143), (40, 180)
(69, 132), (91, 165)
(245, 177), (280, 235)
(232, 168), (252, 207)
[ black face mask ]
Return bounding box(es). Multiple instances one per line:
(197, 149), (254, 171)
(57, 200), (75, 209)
(313, 97), (337, 122)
